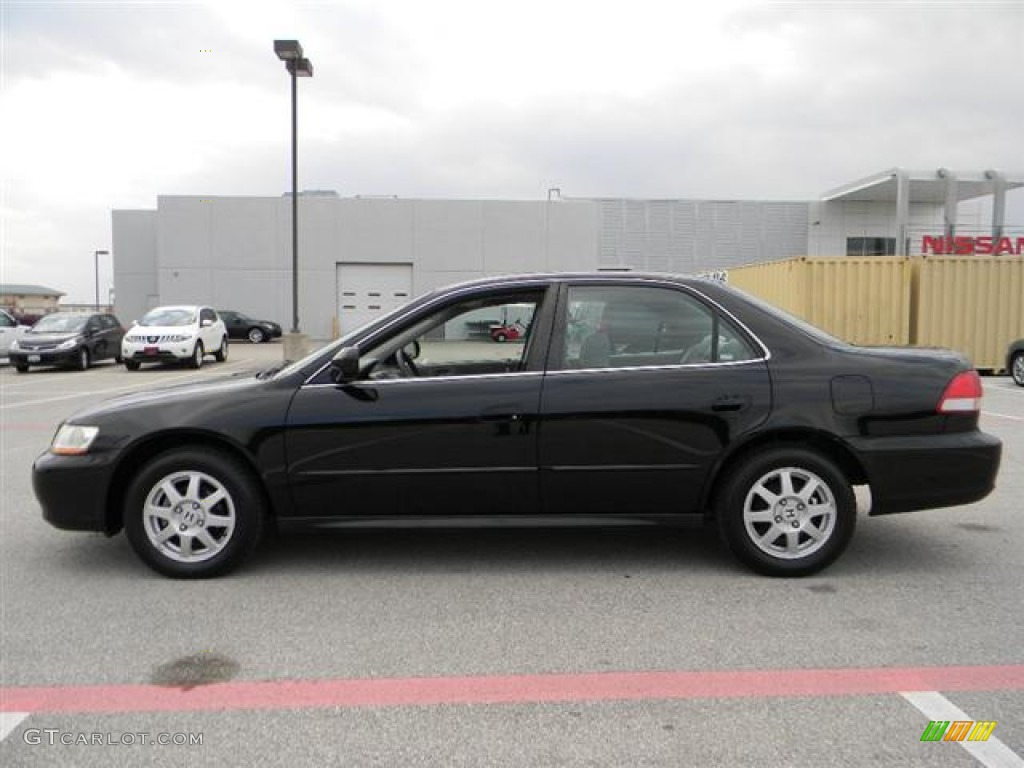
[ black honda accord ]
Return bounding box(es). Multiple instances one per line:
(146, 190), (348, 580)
(33, 273), (1001, 578)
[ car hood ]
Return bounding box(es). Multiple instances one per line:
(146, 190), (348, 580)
(21, 332), (80, 344)
(68, 372), (266, 424)
(127, 324), (197, 336)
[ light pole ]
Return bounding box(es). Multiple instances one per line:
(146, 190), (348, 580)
(273, 40), (313, 343)
(94, 250), (109, 311)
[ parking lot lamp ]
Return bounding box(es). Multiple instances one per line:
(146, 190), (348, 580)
(273, 40), (313, 351)
(94, 250), (109, 311)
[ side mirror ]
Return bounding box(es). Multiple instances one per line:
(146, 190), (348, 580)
(329, 346), (360, 384)
(201, 318), (213, 328)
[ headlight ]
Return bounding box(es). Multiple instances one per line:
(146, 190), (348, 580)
(165, 334), (193, 343)
(50, 424), (100, 456)
(9, 339), (20, 351)
(57, 337), (80, 351)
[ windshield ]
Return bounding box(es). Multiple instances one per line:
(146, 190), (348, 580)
(31, 314), (88, 333)
(139, 308), (195, 327)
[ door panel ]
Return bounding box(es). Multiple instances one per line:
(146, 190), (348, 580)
(286, 375), (542, 518)
(539, 364), (771, 515)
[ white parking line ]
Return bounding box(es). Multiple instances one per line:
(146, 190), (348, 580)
(983, 411), (1024, 422)
(901, 691), (1023, 768)
(0, 361), (250, 410)
(0, 712), (29, 742)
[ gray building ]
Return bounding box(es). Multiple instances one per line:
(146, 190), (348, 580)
(112, 168), (1021, 340)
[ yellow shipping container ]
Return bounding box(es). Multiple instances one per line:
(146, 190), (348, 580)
(915, 257), (1024, 371)
(727, 256), (1024, 371)
(727, 257), (911, 346)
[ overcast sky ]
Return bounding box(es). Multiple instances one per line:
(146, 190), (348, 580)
(2, 0), (1022, 303)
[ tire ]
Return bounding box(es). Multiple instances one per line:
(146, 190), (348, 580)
(247, 327), (266, 344)
(14, 363), (29, 373)
(1012, 352), (1024, 387)
(188, 341), (204, 369)
(123, 448), (266, 578)
(76, 347), (91, 371)
(115, 353), (123, 364)
(495, 333), (507, 343)
(716, 448), (856, 577)
(214, 336), (228, 362)
(124, 360), (141, 371)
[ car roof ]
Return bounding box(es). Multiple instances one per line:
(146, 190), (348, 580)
(438, 271), (713, 293)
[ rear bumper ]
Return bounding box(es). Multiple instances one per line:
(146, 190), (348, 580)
(33, 451), (118, 533)
(848, 431), (1002, 515)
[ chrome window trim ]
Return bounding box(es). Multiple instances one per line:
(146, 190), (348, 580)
(301, 275), (773, 387)
(301, 370), (545, 389)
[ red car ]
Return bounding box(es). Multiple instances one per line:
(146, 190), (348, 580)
(490, 321), (526, 342)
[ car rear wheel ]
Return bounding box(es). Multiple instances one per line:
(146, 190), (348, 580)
(123, 448), (266, 578)
(214, 336), (228, 362)
(76, 347), (91, 371)
(247, 327), (266, 344)
(1012, 352), (1024, 387)
(189, 341), (204, 369)
(124, 360), (141, 371)
(495, 333), (507, 343)
(716, 448), (856, 577)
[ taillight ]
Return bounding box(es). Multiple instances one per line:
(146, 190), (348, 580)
(937, 370), (983, 413)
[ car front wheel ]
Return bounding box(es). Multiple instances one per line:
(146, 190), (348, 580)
(716, 448), (856, 577)
(247, 327), (266, 344)
(188, 341), (204, 369)
(1012, 352), (1024, 387)
(123, 448), (266, 578)
(77, 347), (90, 371)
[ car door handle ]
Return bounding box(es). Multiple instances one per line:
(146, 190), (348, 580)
(711, 396), (749, 413)
(480, 410), (523, 423)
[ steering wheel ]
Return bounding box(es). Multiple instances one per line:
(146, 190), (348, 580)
(395, 346), (419, 377)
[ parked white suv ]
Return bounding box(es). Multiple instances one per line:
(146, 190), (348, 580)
(122, 305), (228, 370)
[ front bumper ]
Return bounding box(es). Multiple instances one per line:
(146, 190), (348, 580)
(33, 450), (119, 533)
(848, 431), (1002, 515)
(9, 348), (80, 366)
(122, 340), (194, 363)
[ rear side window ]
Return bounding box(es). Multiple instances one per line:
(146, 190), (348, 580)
(561, 285), (758, 370)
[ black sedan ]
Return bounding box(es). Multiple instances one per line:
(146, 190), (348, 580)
(10, 312), (125, 372)
(1008, 338), (1024, 387)
(33, 274), (1001, 578)
(217, 310), (282, 343)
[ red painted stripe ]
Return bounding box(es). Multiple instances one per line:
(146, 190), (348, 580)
(3, 665), (1023, 715)
(0, 422), (53, 431)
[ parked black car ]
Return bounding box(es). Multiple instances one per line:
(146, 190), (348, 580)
(34, 274), (1001, 578)
(217, 310), (282, 343)
(10, 312), (125, 372)
(1008, 339), (1024, 387)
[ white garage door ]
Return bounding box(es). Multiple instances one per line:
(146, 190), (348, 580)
(336, 263), (414, 337)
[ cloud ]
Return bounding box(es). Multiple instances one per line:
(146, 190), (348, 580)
(2, 0), (1022, 302)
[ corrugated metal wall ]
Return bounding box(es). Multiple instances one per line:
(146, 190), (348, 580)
(728, 257), (1023, 370)
(916, 258), (1024, 371)
(597, 199), (809, 273)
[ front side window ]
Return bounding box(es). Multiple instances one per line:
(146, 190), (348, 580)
(358, 291), (542, 380)
(561, 284), (757, 370)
